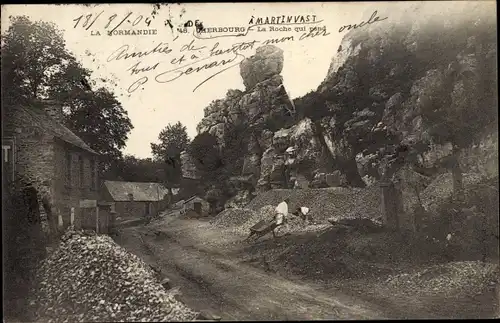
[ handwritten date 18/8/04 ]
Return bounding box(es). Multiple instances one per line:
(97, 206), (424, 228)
(73, 11), (153, 32)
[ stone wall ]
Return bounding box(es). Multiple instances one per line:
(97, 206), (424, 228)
(114, 201), (152, 219)
(4, 106), (57, 233)
(4, 106), (100, 233)
(52, 140), (99, 229)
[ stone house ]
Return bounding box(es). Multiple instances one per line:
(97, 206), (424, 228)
(2, 99), (105, 234)
(101, 180), (171, 220)
(182, 195), (210, 215)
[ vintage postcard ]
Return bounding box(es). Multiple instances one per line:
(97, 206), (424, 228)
(1, 1), (498, 322)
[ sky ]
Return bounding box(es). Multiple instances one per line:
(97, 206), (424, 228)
(1, 2), (494, 158)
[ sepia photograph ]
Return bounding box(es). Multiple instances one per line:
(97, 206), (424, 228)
(1, 1), (498, 321)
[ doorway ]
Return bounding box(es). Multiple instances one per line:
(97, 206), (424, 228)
(193, 201), (202, 215)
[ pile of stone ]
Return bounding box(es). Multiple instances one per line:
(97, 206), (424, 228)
(228, 205), (330, 236)
(233, 205), (277, 235)
(212, 186), (382, 236)
(210, 208), (257, 228)
(383, 261), (499, 297)
(286, 218), (331, 234)
(421, 173), (483, 214)
(343, 184), (382, 220)
(29, 227), (198, 322)
(245, 187), (380, 223)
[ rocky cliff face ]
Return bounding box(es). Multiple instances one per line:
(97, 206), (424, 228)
(313, 2), (497, 185)
(182, 2), (497, 207)
(183, 44), (331, 204)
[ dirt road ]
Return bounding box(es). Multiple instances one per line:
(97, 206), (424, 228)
(115, 216), (386, 321)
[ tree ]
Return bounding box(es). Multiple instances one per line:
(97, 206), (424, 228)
(60, 87), (133, 172)
(150, 122), (190, 184)
(104, 155), (166, 183)
(1, 16), (72, 105)
(1, 15), (134, 173)
(188, 132), (223, 179)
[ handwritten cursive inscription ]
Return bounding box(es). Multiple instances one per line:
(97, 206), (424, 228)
(126, 53), (246, 94)
(209, 40), (259, 57)
(107, 43), (174, 62)
(107, 16), (331, 94)
(156, 53), (246, 90)
(127, 61), (160, 76)
(299, 26), (330, 40)
(338, 10), (388, 33)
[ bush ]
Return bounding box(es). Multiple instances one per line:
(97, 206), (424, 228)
(422, 176), (499, 262)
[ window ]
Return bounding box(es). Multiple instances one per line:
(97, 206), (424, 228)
(90, 158), (96, 190)
(65, 152), (71, 184)
(79, 155), (84, 187)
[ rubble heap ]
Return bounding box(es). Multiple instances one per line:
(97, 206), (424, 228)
(29, 228), (198, 322)
(210, 208), (257, 228)
(245, 187), (380, 223)
(383, 261), (499, 297)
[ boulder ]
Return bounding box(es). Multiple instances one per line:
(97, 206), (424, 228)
(180, 151), (201, 180)
(238, 74), (290, 125)
(294, 174), (310, 189)
(355, 151), (380, 186)
(240, 45), (284, 90)
(258, 129), (274, 149)
(269, 155), (286, 183)
(196, 90), (244, 137)
(208, 123), (226, 146)
(224, 190), (254, 209)
(196, 99), (227, 134)
(325, 171), (342, 187)
(272, 128), (290, 153)
(241, 154), (261, 177)
(324, 37), (363, 82)
(310, 172), (328, 188)
(257, 146), (287, 190)
(257, 148), (276, 191)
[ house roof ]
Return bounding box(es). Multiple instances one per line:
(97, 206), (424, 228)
(184, 195), (205, 203)
(21, 105), (97, 154)
(104, 180), (170, 202)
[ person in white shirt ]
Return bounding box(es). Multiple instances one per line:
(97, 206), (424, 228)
(274, 198), (290, 235)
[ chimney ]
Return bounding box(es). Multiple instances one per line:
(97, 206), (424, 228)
(41, 99), (64, 122)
